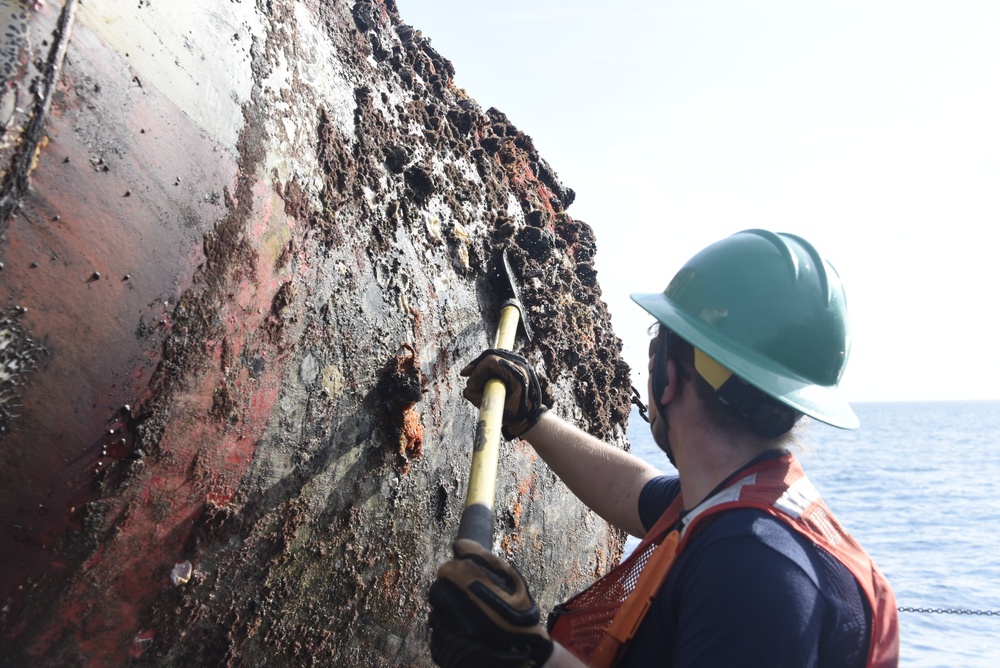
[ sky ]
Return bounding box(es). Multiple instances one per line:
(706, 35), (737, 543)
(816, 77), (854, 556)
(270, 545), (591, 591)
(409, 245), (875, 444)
(399, 0), (1000, 402)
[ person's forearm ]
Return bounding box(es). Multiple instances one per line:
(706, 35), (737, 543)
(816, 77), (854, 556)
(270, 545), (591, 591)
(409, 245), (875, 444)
(521, 411), (660, 537)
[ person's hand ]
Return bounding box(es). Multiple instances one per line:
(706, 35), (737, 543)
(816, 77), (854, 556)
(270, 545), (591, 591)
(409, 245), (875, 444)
(460, 349), (547, 438)
(428, 539), (553, 668)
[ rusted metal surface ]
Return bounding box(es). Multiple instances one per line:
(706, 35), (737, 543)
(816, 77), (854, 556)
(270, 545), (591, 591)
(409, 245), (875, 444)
(0, 1), (634, 665)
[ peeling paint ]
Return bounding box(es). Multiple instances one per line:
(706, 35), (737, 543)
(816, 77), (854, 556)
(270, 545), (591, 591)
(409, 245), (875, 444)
(322, 363), (345, 397)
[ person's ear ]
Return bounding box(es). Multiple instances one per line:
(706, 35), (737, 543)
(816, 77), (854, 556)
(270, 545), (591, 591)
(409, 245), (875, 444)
(659, 358), (679, 407)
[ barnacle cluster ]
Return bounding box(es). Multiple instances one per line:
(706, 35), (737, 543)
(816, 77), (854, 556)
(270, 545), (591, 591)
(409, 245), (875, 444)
(0, 305), (44, 436)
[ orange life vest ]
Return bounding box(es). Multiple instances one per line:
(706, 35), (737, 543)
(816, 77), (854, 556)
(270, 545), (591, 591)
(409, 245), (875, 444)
(549, 453), (900, 667)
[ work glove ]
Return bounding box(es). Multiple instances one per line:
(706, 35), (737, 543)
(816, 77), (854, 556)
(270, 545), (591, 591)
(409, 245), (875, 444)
(460, 349), (547, 439)
(428, 539), (554, 668)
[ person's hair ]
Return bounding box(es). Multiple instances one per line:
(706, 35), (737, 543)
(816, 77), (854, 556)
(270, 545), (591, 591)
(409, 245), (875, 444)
(658, 325), (801, 451)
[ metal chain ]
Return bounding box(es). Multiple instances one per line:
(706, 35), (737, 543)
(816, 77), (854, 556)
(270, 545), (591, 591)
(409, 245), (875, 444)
(898, 606), (1000, 616)
(630, 386), (650, 423)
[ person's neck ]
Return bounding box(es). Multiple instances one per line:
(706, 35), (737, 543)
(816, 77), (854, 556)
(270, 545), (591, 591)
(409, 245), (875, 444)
(674, 429), (769, 510)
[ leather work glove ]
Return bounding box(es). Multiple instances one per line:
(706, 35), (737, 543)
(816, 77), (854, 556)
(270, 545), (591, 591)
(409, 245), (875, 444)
(428, 539), (554, 668)
(460, 349), (547, 439)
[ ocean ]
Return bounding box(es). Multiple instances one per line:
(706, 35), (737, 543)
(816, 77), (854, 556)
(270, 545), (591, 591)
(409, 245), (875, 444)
(623, 400), (1000, 667)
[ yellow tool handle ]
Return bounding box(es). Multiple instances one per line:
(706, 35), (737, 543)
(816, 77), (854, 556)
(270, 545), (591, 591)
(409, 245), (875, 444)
(457, 302), (522, 548)
(493, 301), (521, 352)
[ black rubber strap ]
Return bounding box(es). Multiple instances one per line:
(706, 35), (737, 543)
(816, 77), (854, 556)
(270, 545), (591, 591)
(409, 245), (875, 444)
(457, 502), (494, 549)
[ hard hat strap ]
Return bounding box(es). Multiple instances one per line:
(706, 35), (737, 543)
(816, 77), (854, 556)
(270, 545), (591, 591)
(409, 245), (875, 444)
(693, 349), (733, 390)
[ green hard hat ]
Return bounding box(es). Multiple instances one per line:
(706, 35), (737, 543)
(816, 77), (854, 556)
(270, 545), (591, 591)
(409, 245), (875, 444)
(631, 229), (859, 429)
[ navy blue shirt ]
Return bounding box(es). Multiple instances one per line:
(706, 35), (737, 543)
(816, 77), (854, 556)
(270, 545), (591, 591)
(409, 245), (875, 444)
(617, 473), (872, 668)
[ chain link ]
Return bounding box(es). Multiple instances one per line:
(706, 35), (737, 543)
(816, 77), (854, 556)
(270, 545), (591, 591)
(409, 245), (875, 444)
(630, 386), (650, 423)
(898, 606), (1000, 616)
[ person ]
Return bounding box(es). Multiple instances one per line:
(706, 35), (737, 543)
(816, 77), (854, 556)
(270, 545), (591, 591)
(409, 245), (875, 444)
(428, 229), (900, 667)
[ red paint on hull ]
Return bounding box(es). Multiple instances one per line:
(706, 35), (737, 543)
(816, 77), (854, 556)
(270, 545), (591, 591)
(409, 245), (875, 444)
(21, 181), (303, 663)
